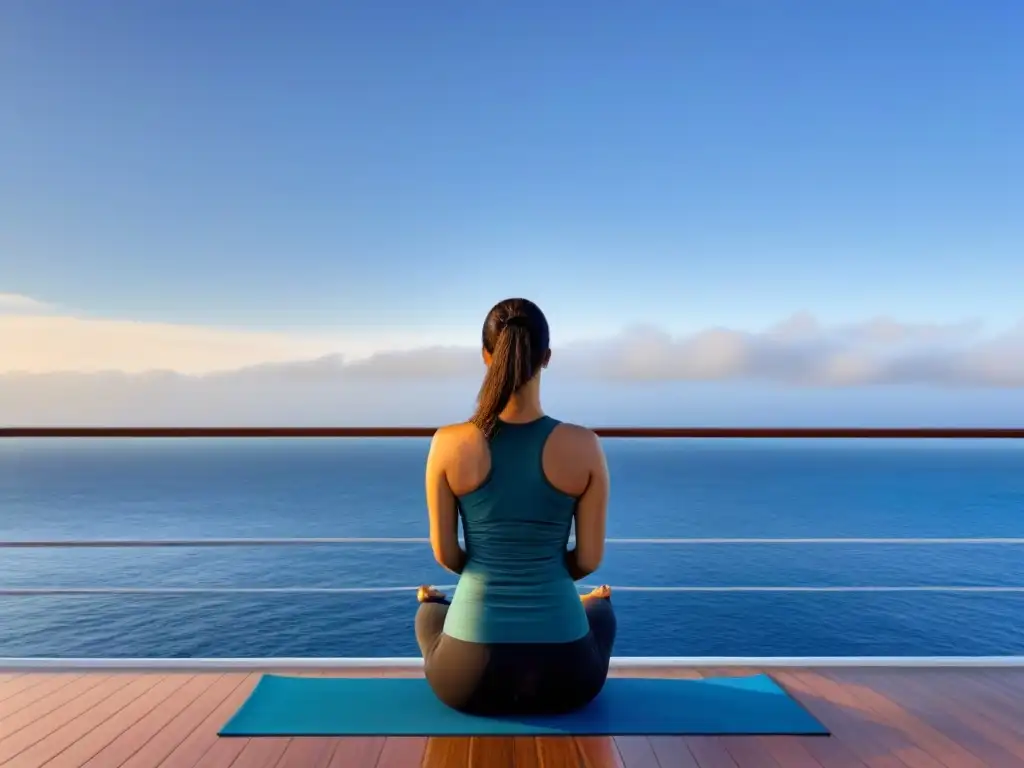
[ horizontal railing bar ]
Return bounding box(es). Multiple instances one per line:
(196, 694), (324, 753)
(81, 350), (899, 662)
(4, 537), (1024, 548)
(3, 656), (1024, 671)
(3, 427), (1024, 439)
(0, 538), (433, 548)
(4, 585), (1024, 595)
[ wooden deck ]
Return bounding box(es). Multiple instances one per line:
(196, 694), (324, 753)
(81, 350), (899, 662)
(2, 666), (1023, 768)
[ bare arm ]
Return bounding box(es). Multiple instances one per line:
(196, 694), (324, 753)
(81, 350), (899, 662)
(565, 430), (609, 581)
(425, 429), (467, 575)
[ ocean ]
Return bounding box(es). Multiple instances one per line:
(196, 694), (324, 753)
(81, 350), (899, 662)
(2, 438), (1024, 659)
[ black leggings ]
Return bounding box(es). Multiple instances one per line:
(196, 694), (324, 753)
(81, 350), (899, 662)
(415, 596), (617, 715)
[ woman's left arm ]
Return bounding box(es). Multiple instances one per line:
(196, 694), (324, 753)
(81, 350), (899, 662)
(425, 428), (467, 574)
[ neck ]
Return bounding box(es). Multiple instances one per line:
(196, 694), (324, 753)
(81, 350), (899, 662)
(499, 379), (544, 423)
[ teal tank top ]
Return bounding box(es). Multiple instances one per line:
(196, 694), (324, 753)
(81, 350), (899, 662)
(442, 416), (590, 644)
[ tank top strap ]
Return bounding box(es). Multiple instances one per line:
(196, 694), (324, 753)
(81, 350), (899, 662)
(487, 416), (561, 482)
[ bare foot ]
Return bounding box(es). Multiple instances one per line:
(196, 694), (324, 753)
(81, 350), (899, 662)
(581, 584), (612, 601)
(417, 584), (446, 603)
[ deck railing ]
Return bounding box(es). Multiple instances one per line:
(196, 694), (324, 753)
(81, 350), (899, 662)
(4, 426), (1024, 438)
(3, 425), (1024, 671)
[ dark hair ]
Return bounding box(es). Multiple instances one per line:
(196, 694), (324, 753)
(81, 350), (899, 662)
(471, 298), (550, 439)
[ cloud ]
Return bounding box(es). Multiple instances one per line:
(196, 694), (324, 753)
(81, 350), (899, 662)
(0, 313), (346, 375)
(251, 314), (1024, 388)
(4, 366), (1024, 428)
(0, 293), (51, 315)
(3, 300), (1024, 387)
(2, 295), (1024, 415)
(3, 303), (1024, 426)
(0, 294), (464, 375)
(576, 316), (1023, 387)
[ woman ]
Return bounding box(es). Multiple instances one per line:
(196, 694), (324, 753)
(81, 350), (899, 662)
(415, 297), (616, 715)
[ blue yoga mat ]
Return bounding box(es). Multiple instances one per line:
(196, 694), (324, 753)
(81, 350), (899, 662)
(219, 674), (828, 736)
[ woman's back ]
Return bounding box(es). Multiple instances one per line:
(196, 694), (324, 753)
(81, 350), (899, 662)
(443, 416), (590, 644)
(415, 297), (615, 715)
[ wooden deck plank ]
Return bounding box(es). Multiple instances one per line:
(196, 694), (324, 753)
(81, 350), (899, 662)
(845, 670), (1024, 766)
(422, 736), (471, 767)
(972, 669), (1024, 712)
(0, 669), (1022, 767)
(647, 736), (699, 768)
(467, 737), (517, 768)
(0, 674), (64, 705)
(272, 737), (339, 768)
(945, 670), (1024, 735)
(575, 737), (625, 768)
(143, 673), (258, 768)
(978, 668), (1024, 699)
(70, 675), (217, 768)
(222, 736), (290, 768)
(374, 736), (427, 768)
(535, 737), (585, 767)
(512, 738), (542, 768)
(187, 734), (249, 768)
(0, 675), (181, 768)
(0, 675), (106, 731)
(683, 737), (742, 768)
(755, 738), (825, 768)
(26, 674), (197, 768)
(0, 674), (88, 717)
(0, 674), (146, 764)
(612, 737), (659, 768)
(324, 737), (385, 768)
(118, 673), (250, 768)
(782, 736), (867, 768)
(717, 737), (782, 767)
(798, 670), (955, 768)
(762, 673), (867, 768)
(823, 670), (987, 768)
(770, 672), (910, 768)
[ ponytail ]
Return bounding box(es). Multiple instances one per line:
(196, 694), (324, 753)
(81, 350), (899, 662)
(471, 321), (534, 439)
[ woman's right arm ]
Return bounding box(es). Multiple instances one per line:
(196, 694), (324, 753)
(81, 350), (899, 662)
(565, 429), (609, 581)
(425, 427), (468, 575)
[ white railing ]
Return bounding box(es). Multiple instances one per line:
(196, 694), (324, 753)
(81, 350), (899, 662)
(5, 537), (1024, 594)
(4, 585), (1024, 595)
(5, 537), (1024, 547)
(4, 536), (1024, 670)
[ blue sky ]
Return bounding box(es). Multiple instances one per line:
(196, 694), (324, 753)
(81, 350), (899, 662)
(1, 2), (1023, 423)
(3, 1), (1021, 332)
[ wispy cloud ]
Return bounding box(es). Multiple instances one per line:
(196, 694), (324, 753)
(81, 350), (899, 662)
(0, 314), (344, 375)
(0, 293), (51, 315)
(555, 315), (1024, 387)
(0, 295), (460, 375)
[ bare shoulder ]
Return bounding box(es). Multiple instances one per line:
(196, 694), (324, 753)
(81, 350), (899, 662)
(549, 421), (604, 463)
(431, 421), (490, 494)
(554, 420), (601, 445)
(542, 420), (604, 497)
(429, 421), (487, 464)
(433, 421), (485, 448)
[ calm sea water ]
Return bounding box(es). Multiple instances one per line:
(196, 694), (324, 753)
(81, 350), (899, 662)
(2, 438), (1024, 658)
